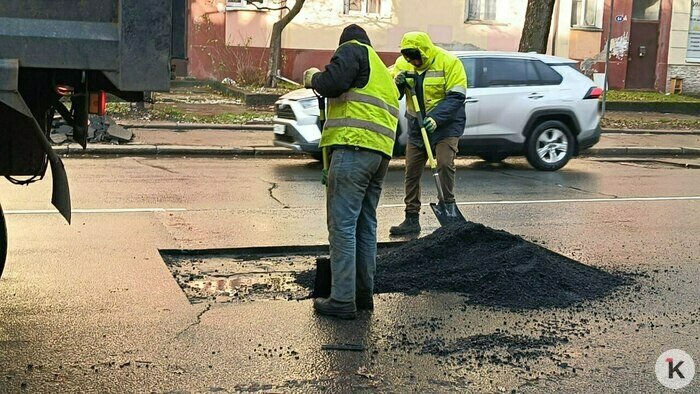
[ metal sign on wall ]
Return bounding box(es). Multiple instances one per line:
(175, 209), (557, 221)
(689, 0), (700, 62)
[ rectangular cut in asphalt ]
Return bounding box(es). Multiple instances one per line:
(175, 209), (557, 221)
(297, 222), (628, 310)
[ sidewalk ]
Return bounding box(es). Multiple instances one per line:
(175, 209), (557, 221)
(54, 124), (700, 158)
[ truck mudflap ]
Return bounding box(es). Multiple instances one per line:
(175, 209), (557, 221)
(0, 202), (6, 278)
(0, 60), (71, 223)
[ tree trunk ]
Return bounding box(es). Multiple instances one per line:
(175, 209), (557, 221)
(519, 0), (557, 53)
(265, 0), (306, 88)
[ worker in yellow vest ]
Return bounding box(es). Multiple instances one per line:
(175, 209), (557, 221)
(303, 24), (399, 319)
(389, 32), (467, 235)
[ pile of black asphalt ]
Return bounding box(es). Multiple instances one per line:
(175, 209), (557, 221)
(295, 221), (629, 310)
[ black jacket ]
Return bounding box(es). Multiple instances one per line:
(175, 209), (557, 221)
(407, 73), (466, 147)
(311, 24), (371, 98)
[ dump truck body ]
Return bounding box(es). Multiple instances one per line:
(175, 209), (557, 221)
(0, 0), (188, 277)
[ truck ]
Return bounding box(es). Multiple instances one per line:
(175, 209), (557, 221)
(0, 0), (188, 277)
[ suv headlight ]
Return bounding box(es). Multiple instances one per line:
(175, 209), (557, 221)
(299, 98), (319, 109)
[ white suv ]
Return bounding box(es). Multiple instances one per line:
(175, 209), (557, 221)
(273, 51), (602, 171)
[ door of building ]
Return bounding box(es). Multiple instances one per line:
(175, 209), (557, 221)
(626, 0), (661, 89)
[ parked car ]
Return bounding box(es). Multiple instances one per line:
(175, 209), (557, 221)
(272, 51), (602, 171)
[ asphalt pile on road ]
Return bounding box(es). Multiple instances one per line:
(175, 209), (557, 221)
(297, 222), (628, 309)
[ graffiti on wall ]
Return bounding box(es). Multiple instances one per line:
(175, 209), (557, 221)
(580, 32), (630, 76)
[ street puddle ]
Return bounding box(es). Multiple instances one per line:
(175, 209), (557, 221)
(160, 252), (318, 304)
(188, 272), (305, 302)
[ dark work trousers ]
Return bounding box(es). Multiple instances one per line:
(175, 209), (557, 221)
(403, 137), (459, 215)
(327, 148), (390, 302)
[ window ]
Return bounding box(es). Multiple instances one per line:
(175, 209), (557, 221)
(465, 0), (497, 22)
(533, 61), (563, 85)
(344, 0), (383, 14)
(480, 58), (529, 87)
(571, 0), (601, 28)
(476, 58), (561, 88)
(632, 0), (660, 20)
(459, 58), (477, 89)
(226, 0), (266, 11)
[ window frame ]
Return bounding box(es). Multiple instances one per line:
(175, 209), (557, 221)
(344, 0), (383, 15)
(631, 0), (661, 21)
(570, 0), (604, 29)
(226, 0), (268, 11)
(464, 0), (498, 22)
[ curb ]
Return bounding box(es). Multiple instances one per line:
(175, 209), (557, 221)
(56, 145), (700, 158)
(582, 147), (700, 157)
(602, 128), (700, 135)
(58, 144), (301, 157)
(118, 122), (273, 131)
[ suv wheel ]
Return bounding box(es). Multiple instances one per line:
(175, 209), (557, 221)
(526, 120), (574, 171)
(1, 203), (6, 279)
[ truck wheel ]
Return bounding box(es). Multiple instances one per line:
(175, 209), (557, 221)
(0, 203), (6, 279)
(525, 120), (574, 171)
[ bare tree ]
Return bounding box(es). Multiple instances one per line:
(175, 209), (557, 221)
(519, 0), (557, 53)
(262, 0), (307, 87)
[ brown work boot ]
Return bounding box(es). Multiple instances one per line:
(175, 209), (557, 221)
(389, 213), (420, 235)
(313, 297), (357, 319)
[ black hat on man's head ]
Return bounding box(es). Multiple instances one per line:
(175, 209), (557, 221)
(339, 24), (371, 46)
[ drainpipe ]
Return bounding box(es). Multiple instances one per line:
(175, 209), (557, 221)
(601, 0), (615, 119)
(551, 0), (561, 56)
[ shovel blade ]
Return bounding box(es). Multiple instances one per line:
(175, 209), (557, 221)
(430, 202), (467, 227)
(313, 257), (332, 298)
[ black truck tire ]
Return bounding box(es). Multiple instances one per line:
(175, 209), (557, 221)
(0, 203), (6, 279)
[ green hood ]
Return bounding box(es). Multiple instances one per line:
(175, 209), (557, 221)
(400, 32), (436, 72)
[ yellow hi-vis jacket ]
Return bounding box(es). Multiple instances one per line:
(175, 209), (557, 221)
(320, 40), (399, 158)
(391, 32), (467, 118)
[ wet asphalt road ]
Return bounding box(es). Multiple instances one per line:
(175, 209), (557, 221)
(0, 156), (698, 393)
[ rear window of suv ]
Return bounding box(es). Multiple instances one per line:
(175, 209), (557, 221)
(461, 57), (563, 88)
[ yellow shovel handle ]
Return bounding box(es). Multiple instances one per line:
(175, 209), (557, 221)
(409, 92), (437, 170)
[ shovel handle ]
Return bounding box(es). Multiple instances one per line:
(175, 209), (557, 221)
(315, 92), (330, 186)
(404, 87), (437, 170)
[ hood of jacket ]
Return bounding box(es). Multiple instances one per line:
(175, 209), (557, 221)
(339, 24), (371, 46)
(400, 32), (436, 72)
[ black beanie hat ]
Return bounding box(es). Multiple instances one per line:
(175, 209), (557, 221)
(339, 24), (371, 46)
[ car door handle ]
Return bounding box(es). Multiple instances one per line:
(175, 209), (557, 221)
(464, 97), (479, 103)
(528, 94), (544, 100)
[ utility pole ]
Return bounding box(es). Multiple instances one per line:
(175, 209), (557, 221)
(602, 0), (615, 118)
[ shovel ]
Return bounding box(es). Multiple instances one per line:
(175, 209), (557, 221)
(313, 91), (332, 297)
(313, 91), (330, 183)
(403, 81), (467, 227)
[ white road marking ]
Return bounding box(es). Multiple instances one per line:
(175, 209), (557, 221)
(4, 208), (187, 215)
(4, 196), (699, 215)
(380, 196), (700, 208)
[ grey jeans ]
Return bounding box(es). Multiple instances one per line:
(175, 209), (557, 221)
(326, 148), (390, 303)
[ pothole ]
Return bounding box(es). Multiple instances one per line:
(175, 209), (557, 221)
(160, 244), (403, 304)
(160, 252), (317, 304)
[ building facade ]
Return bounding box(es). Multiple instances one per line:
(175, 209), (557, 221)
(186, 0), (700, 93)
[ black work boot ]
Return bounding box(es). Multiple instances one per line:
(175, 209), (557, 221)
(389, 213), (420, 235)
(356, 294), (374, 310)
(313, 298), (357, 319)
